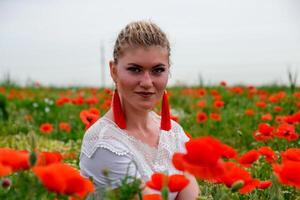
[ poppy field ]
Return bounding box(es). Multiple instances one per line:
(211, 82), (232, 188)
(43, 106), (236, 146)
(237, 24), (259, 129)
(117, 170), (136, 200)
(0, 81), (300, 200)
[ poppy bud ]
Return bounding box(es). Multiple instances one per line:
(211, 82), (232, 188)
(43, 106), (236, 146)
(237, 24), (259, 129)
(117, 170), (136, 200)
(102, 168), (109, 177)
(231, 180), (244, 192)
(2, 178), (11, 189)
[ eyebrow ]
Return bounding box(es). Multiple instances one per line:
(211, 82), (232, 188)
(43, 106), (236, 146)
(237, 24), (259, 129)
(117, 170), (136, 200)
(127, 63), (166, 68)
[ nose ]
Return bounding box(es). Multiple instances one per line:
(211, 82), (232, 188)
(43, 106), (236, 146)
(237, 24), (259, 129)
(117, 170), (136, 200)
(139, 72), (153, 88)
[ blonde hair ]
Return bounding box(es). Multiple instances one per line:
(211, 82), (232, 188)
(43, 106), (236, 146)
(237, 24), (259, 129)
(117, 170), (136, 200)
(113, 21), (170, 63)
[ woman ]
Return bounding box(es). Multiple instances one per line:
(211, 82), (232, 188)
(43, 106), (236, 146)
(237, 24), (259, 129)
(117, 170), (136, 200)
(80, 21), (199, 199)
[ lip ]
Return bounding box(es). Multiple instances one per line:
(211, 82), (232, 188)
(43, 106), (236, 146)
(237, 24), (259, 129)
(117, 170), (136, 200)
(135, 91), (155, 98)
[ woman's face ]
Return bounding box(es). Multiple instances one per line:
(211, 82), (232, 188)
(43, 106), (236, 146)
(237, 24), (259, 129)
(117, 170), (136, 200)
(110, 46), (170, 112)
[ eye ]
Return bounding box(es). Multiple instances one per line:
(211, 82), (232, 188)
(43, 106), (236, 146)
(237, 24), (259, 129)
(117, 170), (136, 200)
(127, 66), (141, 73)
(152, 67), (165, 74)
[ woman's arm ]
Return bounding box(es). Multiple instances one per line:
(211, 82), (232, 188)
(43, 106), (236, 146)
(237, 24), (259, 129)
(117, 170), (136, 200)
(80, 148), (139, 188)
(176, 172), (199, 200)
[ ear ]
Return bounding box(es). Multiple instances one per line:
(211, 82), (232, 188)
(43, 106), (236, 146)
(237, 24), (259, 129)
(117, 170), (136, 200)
(109, 60), (118, 83)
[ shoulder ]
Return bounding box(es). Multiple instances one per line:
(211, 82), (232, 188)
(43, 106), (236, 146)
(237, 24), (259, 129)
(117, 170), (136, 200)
(168, 120), (190, 151)
(152, 111), (189, 142)
(80, 145), (138, 188)
(151, 112), (190, 153)
(171, 120), (190, 143)
(80, 117), (130, 158)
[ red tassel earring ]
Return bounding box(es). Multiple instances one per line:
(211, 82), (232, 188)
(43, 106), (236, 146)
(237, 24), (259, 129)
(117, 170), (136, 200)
(112, 90), (126, 129)
(160, 91), (171, 131)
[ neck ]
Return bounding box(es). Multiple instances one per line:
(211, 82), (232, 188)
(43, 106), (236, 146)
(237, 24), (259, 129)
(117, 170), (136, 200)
(106, 107), (154, 132)
(125, 108), (152, 131)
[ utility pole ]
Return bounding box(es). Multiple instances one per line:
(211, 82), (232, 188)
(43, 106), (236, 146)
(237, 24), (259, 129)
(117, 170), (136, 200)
(100, 40), (105, 88)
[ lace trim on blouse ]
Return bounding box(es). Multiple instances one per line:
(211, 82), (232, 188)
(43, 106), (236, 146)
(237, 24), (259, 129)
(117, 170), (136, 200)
(80, 112), (189, 180)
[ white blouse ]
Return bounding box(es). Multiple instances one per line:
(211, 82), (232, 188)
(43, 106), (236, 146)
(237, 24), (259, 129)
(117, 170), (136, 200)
(80, 112), (189, 200)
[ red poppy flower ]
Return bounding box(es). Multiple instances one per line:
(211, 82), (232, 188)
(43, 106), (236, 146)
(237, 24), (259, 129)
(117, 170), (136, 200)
(273, 161), (300, 189)
(143, 194), (162, 200)
(88, 108), (100, 116)
(196, 89), (206, 97)
(0, 148), (29, 171)
(56, 97), (70, 106)
(33, 163), (94, 197)
(80, 109), (100, 130)
(172, 153), (185, 171)
(258, 180), (272, 189)
(100, 99), (112, 110)
(71, 96), (84, 105)
(172, 137), (226, 181)
(274, 123), (299, 141)
(258, 146), (277, 163)
(283, 115), (297, 124)
(268, 92), (286, 103)
(257, 90), (269, 100)
(85, 96), (98, 105)
(230, 87), (244, 95)
(274, 106), (283, 112)
(185, 137), (223, 165)
(220, 81), (227, 87)
(168, 174), (190, 192)
(253, 123), (274, 141)
(295, 112), (300, 122)
(210, 113), (221, 121)
(146, 173), (168, 191)
(214, 100), (224, 108)
(36, 152), (63, 166)
(285, 115), (299, 124)
(39, 123), (53, 134)
(281, 148), (300, 163)
(247, 85), (255, 90)
(239, 150), (260, 168)
(59, 122), (71, 133)
(196, 112), (207, 123)
(245, 109), (255, 116)
(220, 144), (237, 159)
(261, 113), (273, 121)
(146, 173), (189, 193)
(210, 89), (219, 97)
(247, 86), (257, 98)
(293, 92), (300, 98)
(0, 163), (12, 177)
(104, 88), (113, 95)
(256, 101), (266, 109)
(197, 100), (206, 108)
(179, 158), (225, 181)
(213, 95), (222, 102)
(239, 179), (260, 194)
(0, 87), (5, 93)
(275, 116), (285, 123)
(217, 162), (259, 194)
(268, 96), (278, 103)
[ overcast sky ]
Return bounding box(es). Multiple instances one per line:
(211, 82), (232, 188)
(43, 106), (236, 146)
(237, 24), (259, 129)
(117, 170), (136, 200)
(1, 0), (300, 87)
